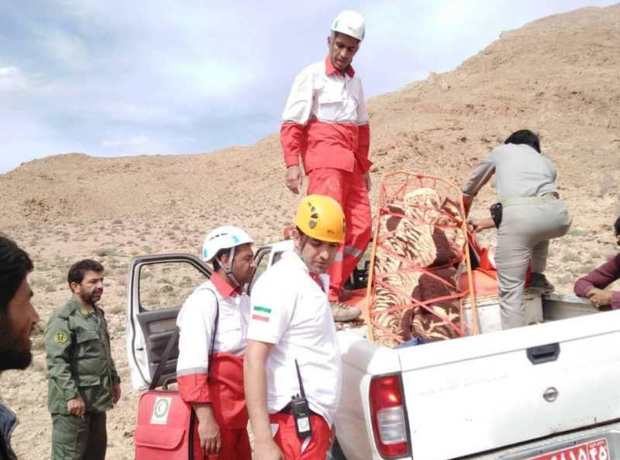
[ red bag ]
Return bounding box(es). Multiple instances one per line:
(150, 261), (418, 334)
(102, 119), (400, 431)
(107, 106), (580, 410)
(135, 292), (220, 460)
(135, 389), (200, 460)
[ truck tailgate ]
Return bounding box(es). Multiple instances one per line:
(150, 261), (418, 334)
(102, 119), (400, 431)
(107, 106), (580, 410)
(399, 310), (620, 459)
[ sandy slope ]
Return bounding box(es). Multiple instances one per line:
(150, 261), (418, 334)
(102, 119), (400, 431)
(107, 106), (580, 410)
(1, 5), (619, 459)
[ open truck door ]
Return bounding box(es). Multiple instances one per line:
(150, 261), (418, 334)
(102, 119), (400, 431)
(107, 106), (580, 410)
(125, 242), (293, 390)
(126, 253), (211, 390)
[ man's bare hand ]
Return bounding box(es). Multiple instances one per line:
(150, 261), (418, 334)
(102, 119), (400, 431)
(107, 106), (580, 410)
(67, 397), (86, 417)
(286, 165), (302, 194)
(468, 217), (495, 233)
(587, 288), (613, 308)
(254, 439), (283, 460)
(195, 404), (221, 455)
(112, 383), (121, 404)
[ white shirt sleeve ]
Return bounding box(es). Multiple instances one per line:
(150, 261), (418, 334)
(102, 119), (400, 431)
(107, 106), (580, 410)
(462, 151), (497, 197)
(176, 288), (218, 376)
(247, 275), (294, 344)
(543, 155), (558, 181)
(281, 67), (315, 125)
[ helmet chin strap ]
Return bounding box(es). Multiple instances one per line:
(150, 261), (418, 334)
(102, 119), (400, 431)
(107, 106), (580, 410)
(217, 247), (241, 288)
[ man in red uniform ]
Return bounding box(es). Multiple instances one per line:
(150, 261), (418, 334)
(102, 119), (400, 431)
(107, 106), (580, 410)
(245, 195), (345, 460)
(176, 226), (255, 459)
(280, 10), (371, 322)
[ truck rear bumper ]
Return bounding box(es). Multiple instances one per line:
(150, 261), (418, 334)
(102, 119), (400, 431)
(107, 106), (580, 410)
(469, 419), (620, 459)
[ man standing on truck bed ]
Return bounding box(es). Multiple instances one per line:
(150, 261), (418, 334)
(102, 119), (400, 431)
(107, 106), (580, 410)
(176, 226), (255, 459)
(245, 195), (344, 460)
(463, 130), (571, 329)
(280, 9), (371, 322)
(45, 259), (121, 460)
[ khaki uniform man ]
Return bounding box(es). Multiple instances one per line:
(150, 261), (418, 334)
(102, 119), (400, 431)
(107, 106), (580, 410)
(45, 259), (120, 460)
(463, 129), (571, 329)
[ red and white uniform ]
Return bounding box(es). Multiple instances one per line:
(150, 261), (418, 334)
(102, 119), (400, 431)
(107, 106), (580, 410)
(176, 272), (251, 460)
(248, 251), (342, 459)
(281, 57), (372, 300)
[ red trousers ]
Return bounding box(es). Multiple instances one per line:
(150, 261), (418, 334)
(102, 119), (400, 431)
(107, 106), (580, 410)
(307, 168), (371, 300)
(269, 412), (332, 459)
(193, 427), (251, 460)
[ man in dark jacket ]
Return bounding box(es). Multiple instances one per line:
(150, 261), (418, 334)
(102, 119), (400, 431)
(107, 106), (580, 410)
(0, 236), (40, 460)
(45, 259), (121, 460)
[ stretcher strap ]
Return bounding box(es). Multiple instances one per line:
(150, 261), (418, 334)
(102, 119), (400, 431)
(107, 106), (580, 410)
(367, 171), (475, 345)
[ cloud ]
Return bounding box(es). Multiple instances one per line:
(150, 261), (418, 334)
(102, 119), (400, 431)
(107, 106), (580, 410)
(0, 66), (30, 92)
(0, 0), (616, 173)
(36, 27), (90, 71)
(101, 135), (151, 148)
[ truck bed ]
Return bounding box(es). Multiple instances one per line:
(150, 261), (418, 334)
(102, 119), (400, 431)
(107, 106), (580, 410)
(335, 294), (620, 459)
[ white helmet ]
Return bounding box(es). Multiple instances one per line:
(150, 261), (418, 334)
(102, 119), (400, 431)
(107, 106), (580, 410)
(201, 225), (253, 263)
(331, 10), (365, 41)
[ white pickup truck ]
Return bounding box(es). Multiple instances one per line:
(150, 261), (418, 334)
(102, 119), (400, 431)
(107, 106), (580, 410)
(126, 241), (620, 460)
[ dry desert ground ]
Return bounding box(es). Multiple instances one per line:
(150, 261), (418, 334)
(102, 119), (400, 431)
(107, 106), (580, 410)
(1, 5), (619, 459)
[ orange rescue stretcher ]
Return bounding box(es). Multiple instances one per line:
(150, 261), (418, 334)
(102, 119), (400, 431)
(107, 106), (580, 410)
(361, 171), (481, 347)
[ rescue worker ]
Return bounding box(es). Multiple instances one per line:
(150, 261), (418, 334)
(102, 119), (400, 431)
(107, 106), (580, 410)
(0, 236), (40, 460)
(45, 259), (121, 460)
(464, 129), (571, 329)
(280, 10), (371, 322)
(574, 216), (620, 309)
(245, 195), (344, 460)
(176, 226), (255, 460)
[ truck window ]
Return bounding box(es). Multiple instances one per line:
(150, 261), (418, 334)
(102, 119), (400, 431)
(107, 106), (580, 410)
(249, 247), (271, 294)
(138, 261), (206, 312)
(272, 251), (284, 265)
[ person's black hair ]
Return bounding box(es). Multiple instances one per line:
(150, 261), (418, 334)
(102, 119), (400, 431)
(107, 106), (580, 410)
(615, 216), (620, 236)
(0, 236), (33, 316)
(504, 129), (541, 153)
(330, 30), (361, 44)
(211, 249), (230, 271)
(67, 259), (104, 286)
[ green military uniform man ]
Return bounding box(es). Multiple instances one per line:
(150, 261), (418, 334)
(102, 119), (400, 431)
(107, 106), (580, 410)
(45, 259), (121, 460)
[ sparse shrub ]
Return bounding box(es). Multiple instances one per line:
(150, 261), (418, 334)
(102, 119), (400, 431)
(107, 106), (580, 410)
(568, 228), (586, 237)
(108, 303), (125, 314)
(96, 247), (119, 257)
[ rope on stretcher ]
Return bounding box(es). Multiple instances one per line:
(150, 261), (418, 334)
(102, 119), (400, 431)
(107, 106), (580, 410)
(364, 171), (479, 346)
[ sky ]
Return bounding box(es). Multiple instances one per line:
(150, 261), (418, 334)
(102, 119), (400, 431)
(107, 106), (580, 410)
(0, 0), (615, 173)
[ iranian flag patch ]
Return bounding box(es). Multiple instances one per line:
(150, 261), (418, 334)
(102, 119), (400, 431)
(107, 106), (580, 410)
(252, 305), (272, 322)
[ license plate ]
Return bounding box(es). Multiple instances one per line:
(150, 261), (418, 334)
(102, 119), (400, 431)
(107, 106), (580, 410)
(527, 437), (609, 460)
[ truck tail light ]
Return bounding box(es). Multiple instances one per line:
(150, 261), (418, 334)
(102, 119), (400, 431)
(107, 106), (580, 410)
(369, 374), (411, 458)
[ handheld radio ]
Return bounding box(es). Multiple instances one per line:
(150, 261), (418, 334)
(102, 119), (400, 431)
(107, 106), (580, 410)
(290, 359), (312, 439)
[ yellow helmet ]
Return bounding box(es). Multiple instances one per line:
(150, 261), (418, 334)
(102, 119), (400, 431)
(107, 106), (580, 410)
(294, 195), (345, 244)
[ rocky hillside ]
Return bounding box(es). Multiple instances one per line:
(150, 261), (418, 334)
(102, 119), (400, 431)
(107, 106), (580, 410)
(1, 6), (619, 459)
(1, 6), (619, 238)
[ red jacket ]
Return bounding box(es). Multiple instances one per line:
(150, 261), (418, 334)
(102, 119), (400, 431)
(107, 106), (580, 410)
(281, 57), (371, 174)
